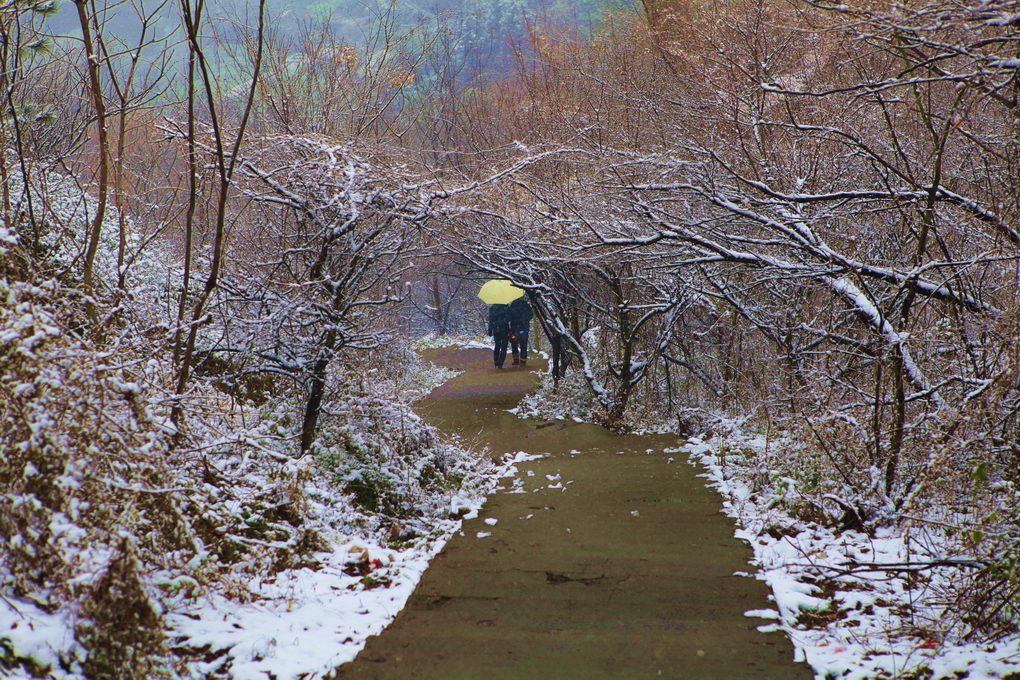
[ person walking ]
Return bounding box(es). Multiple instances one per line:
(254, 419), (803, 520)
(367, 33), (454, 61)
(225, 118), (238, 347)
(487, 303), (512, 369)
(508, 296), (532, 366)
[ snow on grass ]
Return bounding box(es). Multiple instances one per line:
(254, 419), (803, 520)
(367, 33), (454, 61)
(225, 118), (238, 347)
(376, 344), (463, 403)
(0, 431), (497, 680)
(0, 598), (81, 678)
(677, 432), (1020, 680)
(0, 291), (528, 680)
(510, 369), (589, 423)
(164, 449), (538, 679)
(413, 333), (491, 351)
(167, 533), (450, 677)
(509, 360), (702, 436)
(506, 354), (1020, 678)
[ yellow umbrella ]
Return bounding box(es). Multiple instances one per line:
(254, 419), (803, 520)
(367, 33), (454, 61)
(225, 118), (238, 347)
(477, 279), (525, 305)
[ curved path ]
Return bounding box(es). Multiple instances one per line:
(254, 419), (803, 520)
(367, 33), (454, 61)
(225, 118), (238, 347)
(338, 347), (811, 679)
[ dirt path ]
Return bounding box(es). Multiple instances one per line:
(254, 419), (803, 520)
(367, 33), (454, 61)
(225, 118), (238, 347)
(337, 347), (811, 679)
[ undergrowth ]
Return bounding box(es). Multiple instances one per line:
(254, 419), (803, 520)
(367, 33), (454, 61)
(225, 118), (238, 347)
(0, 165), (486, 678)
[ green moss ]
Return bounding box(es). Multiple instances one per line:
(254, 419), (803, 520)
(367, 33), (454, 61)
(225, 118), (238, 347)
(345, 469), (396, 514)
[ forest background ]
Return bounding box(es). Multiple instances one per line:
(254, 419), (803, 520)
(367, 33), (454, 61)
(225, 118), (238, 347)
(1, 0), (1019, 677)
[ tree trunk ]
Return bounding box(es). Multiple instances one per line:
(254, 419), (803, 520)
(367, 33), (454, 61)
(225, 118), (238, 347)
(300, 354), (330, 455)
(430, 273), (446, 334)
(76, 0), (110, 329)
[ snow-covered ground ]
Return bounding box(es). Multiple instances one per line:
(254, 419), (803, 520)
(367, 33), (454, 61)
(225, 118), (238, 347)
(679, 432), (1020, 680)
(166, 450), (536, 679)
(0, 450), (537, 680)
(510, 354), (1020, 679)
(414, 332), (492, 352)
(5, 330), (1016, 680)
(0, 330), (499, 680)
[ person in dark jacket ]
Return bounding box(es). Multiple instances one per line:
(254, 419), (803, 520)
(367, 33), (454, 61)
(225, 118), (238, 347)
(487, 303), (512, 369)
(508, 296), (532, 366)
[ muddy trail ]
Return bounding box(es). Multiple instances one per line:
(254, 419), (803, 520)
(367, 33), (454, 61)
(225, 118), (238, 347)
(338, 347), (811, 679)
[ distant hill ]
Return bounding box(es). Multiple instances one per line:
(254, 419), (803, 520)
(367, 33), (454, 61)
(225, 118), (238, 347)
(43, 0), (637, 73)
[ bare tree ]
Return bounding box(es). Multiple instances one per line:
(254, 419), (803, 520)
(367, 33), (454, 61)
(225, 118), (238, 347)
(168, 0), (266, 426)
(0, 0), (62, 258)
(219, 136), (426, 453)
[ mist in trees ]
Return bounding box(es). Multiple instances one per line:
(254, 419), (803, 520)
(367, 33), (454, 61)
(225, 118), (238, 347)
(40, 0), (636, 89)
